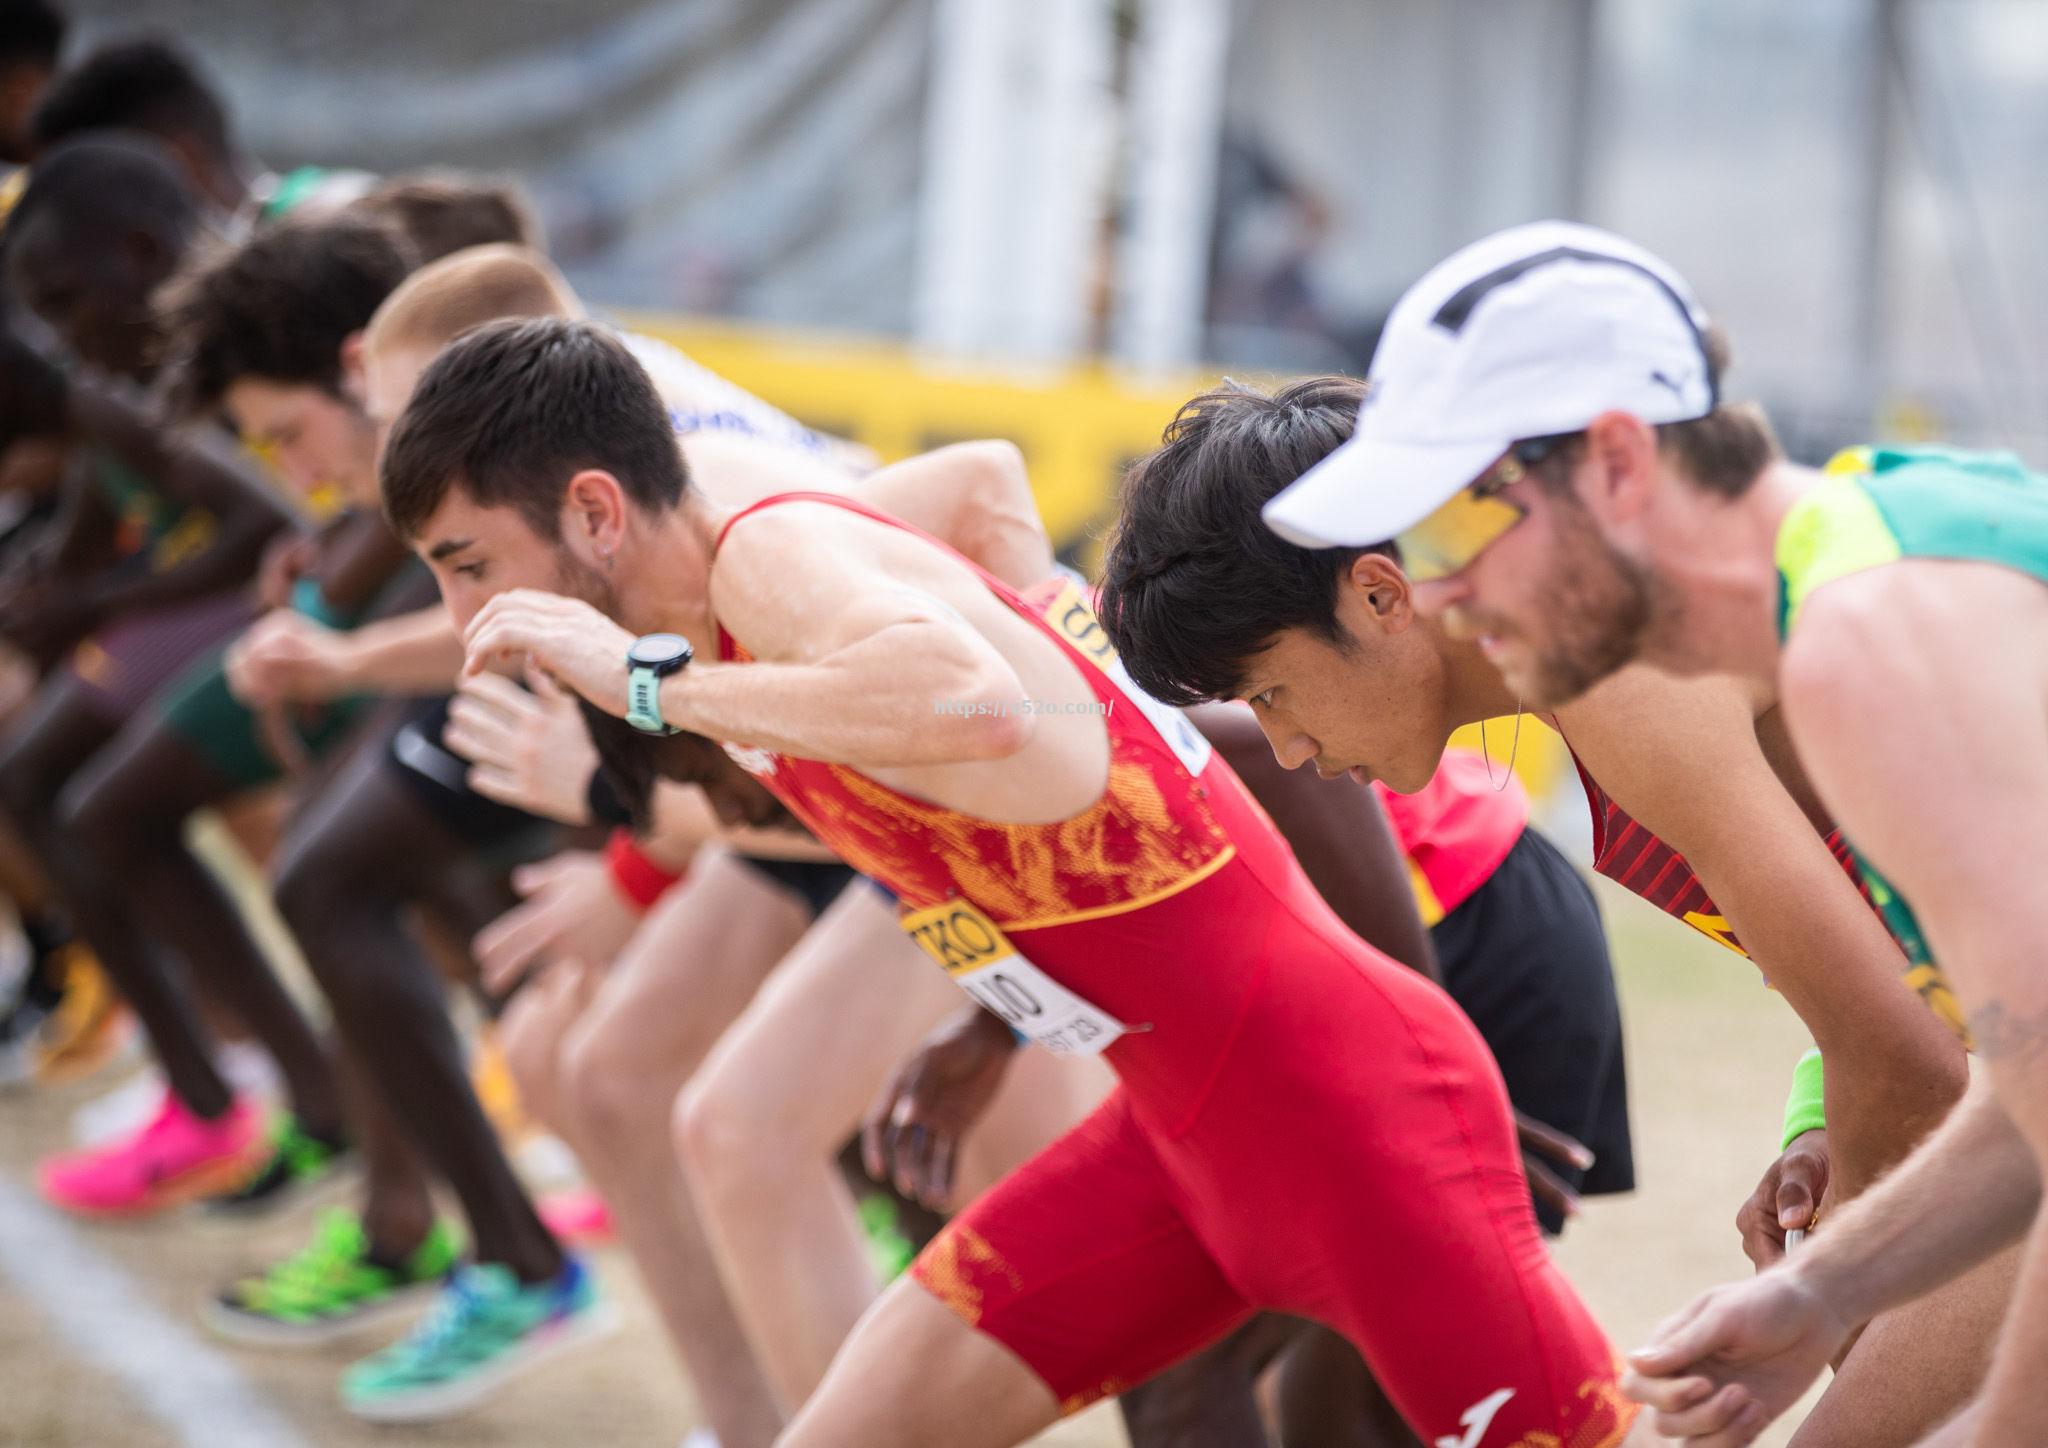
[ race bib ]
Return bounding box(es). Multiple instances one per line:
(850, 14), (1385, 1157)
(1040, 580), (1212, 777)
(900, 897), (1127, 1057)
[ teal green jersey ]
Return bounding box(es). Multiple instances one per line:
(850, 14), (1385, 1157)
(1770, 445), (2048, 1043)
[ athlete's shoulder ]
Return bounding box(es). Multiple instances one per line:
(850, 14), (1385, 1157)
(711, 496), (905, 609)
(1559, 662), (1759, 743)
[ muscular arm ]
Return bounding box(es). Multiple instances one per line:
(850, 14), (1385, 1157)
(659, 511), (1031, 766)
(329, 606), (467, 694)
(687, 431), (1055, 592)
(1792, 1076), (2035, 1333)
(65, 370), (293, 614)
(1187, 700), (1437, 979)
(853, 441), (1055, 593)
(307, 510), (416, 619)
(1559, 667), (1968, 1203)
(1783, 563), (2048, 1442)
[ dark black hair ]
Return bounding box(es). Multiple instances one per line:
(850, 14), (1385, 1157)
(0, 316), (67, 447)
(381, 316), (689, 541)
(0, 0), (65, 68)
(1097, 376), (1384, 706)
(158, 213), (418, 420)
(30, 35), (230, 160)
(5, 132), (199, 248)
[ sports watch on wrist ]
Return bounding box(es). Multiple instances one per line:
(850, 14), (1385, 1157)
(625, 633), (693, 735)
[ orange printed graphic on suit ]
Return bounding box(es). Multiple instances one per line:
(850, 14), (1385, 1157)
(716, 571), (1233, 932)
(704, 493), (1635, 1448)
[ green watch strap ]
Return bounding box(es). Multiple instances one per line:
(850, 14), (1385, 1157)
(1780, 1047), (1827, 1151)
(626, 665), (677, 734)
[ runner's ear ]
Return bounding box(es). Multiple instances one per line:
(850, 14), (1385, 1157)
(1344, 551), (1414, 633)
(561, 467), (628, 560)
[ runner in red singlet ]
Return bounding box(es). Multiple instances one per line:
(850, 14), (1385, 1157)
(875, 727), (1634, 1448)
(380, 317), (1648, 1448)
(1097, 376), (2001, 1447)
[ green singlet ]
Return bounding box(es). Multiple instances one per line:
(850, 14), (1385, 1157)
(1775, 444), (2048, 1043)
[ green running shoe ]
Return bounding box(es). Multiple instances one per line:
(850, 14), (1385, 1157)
(203, 1210), (459, 1347)
(204, 1115), (355, 1217)
(340, 1257), (615, 1423)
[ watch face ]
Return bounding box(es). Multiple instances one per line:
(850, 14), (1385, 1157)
(628, 633), (692, 668)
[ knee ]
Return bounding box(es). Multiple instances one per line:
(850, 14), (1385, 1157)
(272, 834), (357, 943)
(674, 1057), (807, 1199)
(559, 1027), (672, 1153)
(274, 845), (393, 1010)
(1117, 1348), (1250, 1441)
(498, 997), (566, 1134)
(673, 1069), (748, 1192)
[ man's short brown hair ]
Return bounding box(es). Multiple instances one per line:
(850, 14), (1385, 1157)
(1529, 325), (1781, 498)
(381, 316), (687, 542)
(350, 171), (539, 263)
(157, 212), (417, 420)
(1652, 326), (1780, 496)
(364, 244), (579, 358)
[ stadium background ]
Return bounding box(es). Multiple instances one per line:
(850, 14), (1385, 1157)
(7, 3), (2047, 1444)
(52, 0), (2048, 815)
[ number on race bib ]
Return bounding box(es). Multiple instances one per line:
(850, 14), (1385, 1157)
(900, 898), (1127, 1058)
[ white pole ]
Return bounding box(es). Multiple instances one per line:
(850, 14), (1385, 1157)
(1006, 0), (1116, 364)
(915, 0), (1010, 359)
(1115, 0), (1231, 376)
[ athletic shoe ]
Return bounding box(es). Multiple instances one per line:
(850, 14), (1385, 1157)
(340, 1256), (615, 1422)
(203, 1116), (355, 1217)
(204, 1210), (460, 1347)
(32, 947), (130, 1086)
(537, 1187), (614, 1247)
(36, 1089), (267, 1217)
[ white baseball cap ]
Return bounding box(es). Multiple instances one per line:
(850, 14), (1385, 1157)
(1262, 220), (1717, 549)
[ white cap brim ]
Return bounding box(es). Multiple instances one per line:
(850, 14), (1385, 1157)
(1261, 431), (1508, 549)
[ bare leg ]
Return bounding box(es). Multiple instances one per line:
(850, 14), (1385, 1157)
(336, 1038), (439, 1257)
(500, 957), (601, 1138)
(955, 1042), (1112, 1201)
(272, 741), (559, 1282)
(1118, 1315), (1300, 1448)
(1271, 1324), (1418, 1448)
(553, 850), (811, 1448)
(60, 722), (343, 1134)
(681, 882), (1113, 1406)
(776, 1278), (1060, 1448)
(679, 886), (963, 1406)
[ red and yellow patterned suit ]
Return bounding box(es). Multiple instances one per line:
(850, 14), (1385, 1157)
(712, 495), (1633, 1447)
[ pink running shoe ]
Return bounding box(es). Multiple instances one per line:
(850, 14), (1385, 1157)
(37, 1089), (267, 1217)
(538, 1187), (615, 1247)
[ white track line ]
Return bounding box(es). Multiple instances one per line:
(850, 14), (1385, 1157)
(0, 1173), (311, 1448)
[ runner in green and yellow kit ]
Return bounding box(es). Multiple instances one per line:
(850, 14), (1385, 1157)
(1265, 218), (2048, 1445)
